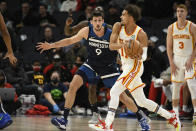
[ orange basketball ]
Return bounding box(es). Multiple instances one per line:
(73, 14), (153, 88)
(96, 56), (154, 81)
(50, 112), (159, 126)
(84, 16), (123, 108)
(125, 39), (143, 58)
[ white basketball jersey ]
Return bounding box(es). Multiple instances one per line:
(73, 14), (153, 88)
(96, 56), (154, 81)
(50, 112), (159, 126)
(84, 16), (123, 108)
(118, 25), (142, 66)
(172, 21), (194, 56)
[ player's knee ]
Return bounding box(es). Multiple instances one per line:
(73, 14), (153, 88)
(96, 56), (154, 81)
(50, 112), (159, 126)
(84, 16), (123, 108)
(110, 87), (121, 98)
(119, 92), (129, 104)
(172, 83), (182, 100)
(187, 79), (196, 99)
(134, 96), (146, 108)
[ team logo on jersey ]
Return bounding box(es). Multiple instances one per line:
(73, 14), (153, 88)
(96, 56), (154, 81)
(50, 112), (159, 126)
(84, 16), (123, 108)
(130, 35), (136, 40)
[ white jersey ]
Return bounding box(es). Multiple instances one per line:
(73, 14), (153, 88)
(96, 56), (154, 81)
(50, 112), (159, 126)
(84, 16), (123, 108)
(172, 20), (194, 56)
(116, 25), (145, 92)
(118, 25), (142, 68)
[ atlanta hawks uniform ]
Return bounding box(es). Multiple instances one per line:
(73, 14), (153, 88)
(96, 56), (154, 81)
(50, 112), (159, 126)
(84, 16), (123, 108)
(116, 25), (145, 92)
(171, 20), (195, 82)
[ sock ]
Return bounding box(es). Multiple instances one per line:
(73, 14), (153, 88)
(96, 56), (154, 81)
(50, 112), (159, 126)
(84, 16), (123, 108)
(0, 103), (6, 114)
(182, 105), (188, 112)
(63, 107), (70, 120)
(105, 109), (116, 128)
(157, 107), (172, 119)
(194, 107), (196, 114)
(173, 107), (179, 117)
(135, 110), (143, 121)
(90, 103), (98, 113)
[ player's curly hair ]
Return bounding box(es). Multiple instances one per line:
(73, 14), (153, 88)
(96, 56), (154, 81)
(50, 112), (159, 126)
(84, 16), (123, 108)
(124, 4), (141, 22)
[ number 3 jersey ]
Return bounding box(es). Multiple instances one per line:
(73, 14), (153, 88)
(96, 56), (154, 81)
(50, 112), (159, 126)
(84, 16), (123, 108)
(84, 24), (119, 78)
(172, 20), (194, 57)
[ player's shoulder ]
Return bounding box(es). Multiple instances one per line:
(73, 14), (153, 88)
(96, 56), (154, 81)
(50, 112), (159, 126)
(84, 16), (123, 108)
(113, 22), (122, 28)
(112, 22), (122, 33)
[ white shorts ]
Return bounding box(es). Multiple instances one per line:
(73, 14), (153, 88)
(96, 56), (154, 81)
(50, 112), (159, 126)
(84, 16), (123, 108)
(117, 60), (145, 92)
(171, 55), (196, 83)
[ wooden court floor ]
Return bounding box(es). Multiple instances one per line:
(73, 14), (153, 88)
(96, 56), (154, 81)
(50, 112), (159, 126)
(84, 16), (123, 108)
(4, 115), (196, 131)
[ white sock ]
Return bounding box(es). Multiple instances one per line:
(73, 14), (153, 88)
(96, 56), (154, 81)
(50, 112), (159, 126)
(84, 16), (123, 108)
(173, 107), (179, 117)
(182, 105), (188, 112)
(194, 107), (196, 114)
(157, 107), (172, 119)
(105, 111), (115, 127)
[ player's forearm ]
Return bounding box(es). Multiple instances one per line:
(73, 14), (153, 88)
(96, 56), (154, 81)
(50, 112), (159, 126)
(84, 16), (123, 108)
(167, 48), (174, 65)
(51, 38), (72, 48)
(2, 31), (13, 53)
(109, 42), (124, 50)
(190, 44), (196, 61)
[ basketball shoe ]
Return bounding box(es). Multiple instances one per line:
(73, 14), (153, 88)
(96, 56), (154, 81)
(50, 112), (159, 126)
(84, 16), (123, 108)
(51, 116), (67, 130)
(168, 110), (181, 131)
(138, 117), (150, 130)
(0, 113), (13, 129)
(89, 118), (113, 131)
(88, 112), (102, 124)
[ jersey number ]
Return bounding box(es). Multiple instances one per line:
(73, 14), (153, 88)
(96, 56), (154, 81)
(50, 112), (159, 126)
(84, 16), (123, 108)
(96, 49), (102, 55)
(178, 42), (184, 49)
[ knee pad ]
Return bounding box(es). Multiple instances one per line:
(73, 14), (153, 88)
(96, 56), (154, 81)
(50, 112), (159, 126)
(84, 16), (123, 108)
(187, 79), (196, 99)
(172, 83), (183, 100)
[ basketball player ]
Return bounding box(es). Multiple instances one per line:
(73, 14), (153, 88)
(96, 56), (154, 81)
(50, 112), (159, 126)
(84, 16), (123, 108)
(167, 4), (196, 125)
(64, 7), (149, 125)
(37, 10), (149, 130)
(94, 4), (181, 131)
(0, 12), (17, 129)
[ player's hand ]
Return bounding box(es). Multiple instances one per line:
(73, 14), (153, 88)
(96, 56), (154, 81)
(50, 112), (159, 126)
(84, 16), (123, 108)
(36, 41), (51, 53)
(66, 17), (73, 26)
(185, 57), (193, 72)
(4, 52), (17, 64)
(170, 62), (179, 76)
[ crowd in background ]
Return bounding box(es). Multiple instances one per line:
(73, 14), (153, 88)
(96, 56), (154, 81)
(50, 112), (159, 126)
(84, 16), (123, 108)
(0, 0), (195, 119)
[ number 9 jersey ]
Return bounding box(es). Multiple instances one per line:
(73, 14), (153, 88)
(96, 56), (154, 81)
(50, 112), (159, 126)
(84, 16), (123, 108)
(85, 23), (118, 68)
(172, 20), (194, 56)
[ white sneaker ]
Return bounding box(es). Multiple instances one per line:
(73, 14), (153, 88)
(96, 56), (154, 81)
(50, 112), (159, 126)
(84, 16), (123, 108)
(88, 112), (102, 124)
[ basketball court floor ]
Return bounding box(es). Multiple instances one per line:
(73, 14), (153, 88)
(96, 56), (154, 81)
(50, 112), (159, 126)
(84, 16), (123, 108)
(5, 115), (196, 131)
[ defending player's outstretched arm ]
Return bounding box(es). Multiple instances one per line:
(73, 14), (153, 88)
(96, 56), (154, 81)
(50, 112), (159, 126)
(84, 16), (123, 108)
(37, 27), (89, 53)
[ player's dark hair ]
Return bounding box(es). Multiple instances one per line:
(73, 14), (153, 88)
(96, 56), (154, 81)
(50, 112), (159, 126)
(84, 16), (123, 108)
(124, 4), (141, 22)
(90, 10), (104, 20)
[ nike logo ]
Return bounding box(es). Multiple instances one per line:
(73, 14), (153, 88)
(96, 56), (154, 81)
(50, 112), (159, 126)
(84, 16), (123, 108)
(0, 116), (3, 121)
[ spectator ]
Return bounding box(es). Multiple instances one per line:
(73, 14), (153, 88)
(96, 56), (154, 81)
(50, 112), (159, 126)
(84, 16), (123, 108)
(40, 71), (68, 113)
(0, 70), (21, 114)
(76, 0), (95, 11)
(0, 1), (12, 25)
(64, 42), (87, 67)
(39, 26), (64, 60)
(12, 2), (38, 31)
(105, 4), (120, 25)
(43, 53), (72, 85)
(4, 62), (41, 104)
(77, 5), (93, 22)
(41, 0), (61, 15)
(37, 3), (57, 27)
(60, 0), (77, 12)
(29, 60), (45, 87)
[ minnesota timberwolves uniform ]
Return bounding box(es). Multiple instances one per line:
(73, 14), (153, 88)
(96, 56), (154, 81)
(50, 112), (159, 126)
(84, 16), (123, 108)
(76, 23), (120, 88)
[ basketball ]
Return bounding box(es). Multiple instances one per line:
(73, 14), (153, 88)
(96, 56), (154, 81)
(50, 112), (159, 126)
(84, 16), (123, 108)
(125, 39), (143, 58)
